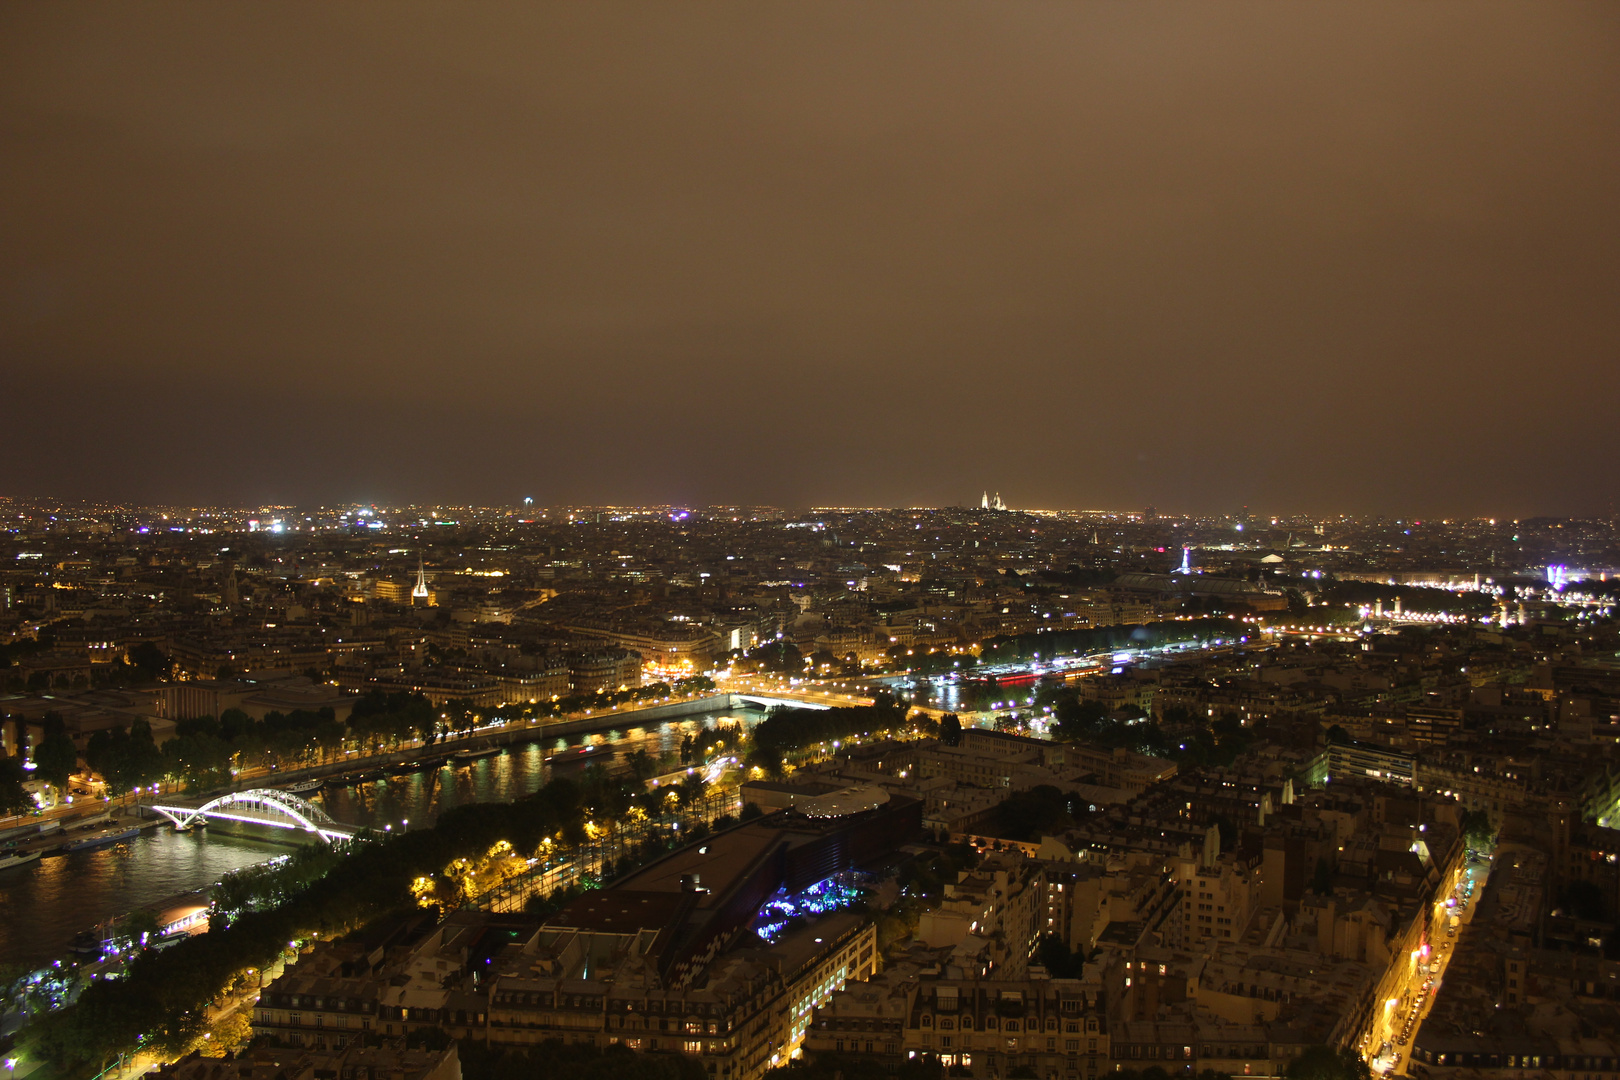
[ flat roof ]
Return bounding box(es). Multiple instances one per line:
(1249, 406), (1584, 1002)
(743, 780), (843, 796)
(612, 825), (783, 904)
(545, 890), (692, 933)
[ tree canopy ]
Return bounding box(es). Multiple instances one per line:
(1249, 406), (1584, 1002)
(748, 694), (912, 773)
(35, 712), (80, 791)
(1284, 1046), (1371, 1080)
(0, 754), (36, 815)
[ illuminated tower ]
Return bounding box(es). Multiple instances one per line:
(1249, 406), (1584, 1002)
(981, 492), (990, 510)
(1174, 546), (1192, 574)
(412, 555), (430, 605)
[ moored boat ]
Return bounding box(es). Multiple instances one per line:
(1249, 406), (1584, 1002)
(62, 826), (140, 853)
(0, 849), (42, 870)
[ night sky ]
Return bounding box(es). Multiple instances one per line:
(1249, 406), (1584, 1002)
(3, 3), (1617, 515)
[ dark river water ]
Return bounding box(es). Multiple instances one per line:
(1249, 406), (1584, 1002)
(0, 706), (761, 970)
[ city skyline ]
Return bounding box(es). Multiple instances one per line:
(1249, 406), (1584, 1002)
(4, 495), (1616, 529)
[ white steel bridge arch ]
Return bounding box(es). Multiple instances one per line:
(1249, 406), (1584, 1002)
(150, 788), (356, 842)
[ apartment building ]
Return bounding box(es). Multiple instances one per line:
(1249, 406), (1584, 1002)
(805, 966), (1113, 1080)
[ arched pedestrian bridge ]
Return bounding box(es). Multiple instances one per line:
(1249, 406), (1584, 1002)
(150, 789), (357, 842)
(731, 694), (832, 711)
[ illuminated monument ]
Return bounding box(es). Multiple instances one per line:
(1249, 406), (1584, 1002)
(1173, 545), (1194, 574)
(980, 491), (1007, 511)
(412, 555), (430, 605)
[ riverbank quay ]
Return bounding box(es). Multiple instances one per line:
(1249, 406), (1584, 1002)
(214, 691), (738, 793)
(56, 692), (739, 817)
(0, 808), (169, 861)
(0, 688), (738, 835)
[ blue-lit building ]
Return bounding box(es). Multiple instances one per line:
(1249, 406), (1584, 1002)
(483, 797), (922, 1079)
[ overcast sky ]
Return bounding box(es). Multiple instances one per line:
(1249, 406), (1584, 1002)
(3, 3), (1617, 515)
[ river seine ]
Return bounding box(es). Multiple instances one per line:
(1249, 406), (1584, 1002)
(0, 705), (761, 969)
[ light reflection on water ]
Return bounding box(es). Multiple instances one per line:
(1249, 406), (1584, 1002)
(0, 827), (285, 970)
(318, 709), (759, 829)
(0, 708), (757, 970)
